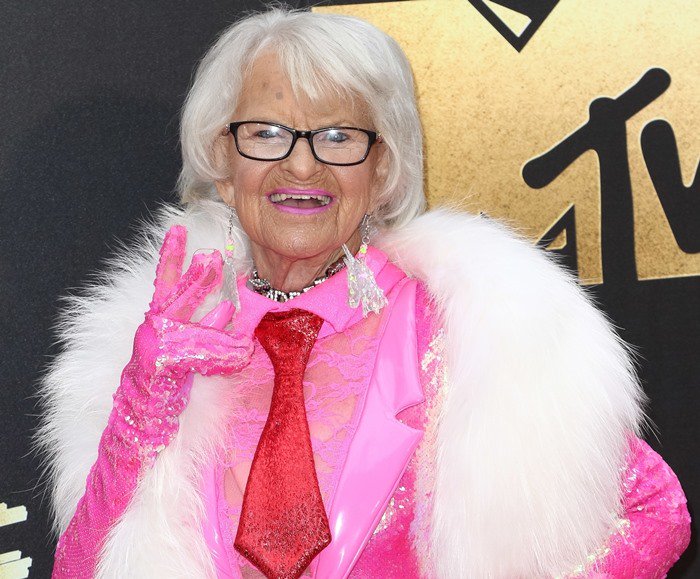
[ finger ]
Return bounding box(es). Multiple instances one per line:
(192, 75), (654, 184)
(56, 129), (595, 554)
(161, 250), (224, 321)
(162, 327), (253, 375)
(200, 300), (235, 330)
(151, 225), (187, 312)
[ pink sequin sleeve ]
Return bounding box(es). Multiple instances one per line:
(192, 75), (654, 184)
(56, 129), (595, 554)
(52, 226), (251, 578)
(583, 437), (691, 578)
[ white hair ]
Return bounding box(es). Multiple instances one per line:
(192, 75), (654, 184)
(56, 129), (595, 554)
(178, 6), (425, 230)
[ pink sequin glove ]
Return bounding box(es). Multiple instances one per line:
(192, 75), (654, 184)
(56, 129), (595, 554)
(582, 437), (691, 578)
(53, 225), (252, 578)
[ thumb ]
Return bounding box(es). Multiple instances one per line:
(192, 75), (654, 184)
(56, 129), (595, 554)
(200, 300), (235, 330)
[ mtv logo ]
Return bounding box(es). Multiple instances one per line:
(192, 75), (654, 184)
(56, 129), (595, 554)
(317, 0), (700, 284)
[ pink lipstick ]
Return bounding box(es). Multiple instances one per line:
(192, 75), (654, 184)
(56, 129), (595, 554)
(267, 188), (335, 214)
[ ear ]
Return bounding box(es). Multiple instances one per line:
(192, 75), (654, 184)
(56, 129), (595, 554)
(214, 179), (236, 207)
(213, 131), (236, 206)
(368, 145), (390, 213)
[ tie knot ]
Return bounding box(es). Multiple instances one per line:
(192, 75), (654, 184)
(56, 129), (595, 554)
(255, 309), (324, 374)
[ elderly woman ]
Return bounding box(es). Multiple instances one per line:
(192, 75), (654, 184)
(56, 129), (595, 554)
(41, 7), (689, 579)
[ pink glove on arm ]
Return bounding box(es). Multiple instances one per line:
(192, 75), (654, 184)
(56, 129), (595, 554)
(52, 225), (252, 579)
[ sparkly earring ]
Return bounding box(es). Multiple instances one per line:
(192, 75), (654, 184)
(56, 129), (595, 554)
(342, 214), (387, 317)
(222, 205), (241, 311)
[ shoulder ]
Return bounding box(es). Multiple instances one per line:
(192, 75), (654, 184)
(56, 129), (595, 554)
(378, 208), (647, 576)
(377, 207), (580, 303)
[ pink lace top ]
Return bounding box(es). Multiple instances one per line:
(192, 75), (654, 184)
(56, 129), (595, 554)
(213, 247), (432, 577)
(219, 301), (384, 576)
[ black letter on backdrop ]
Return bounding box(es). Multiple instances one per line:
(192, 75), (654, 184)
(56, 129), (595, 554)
(641, 119), (700, 254)
(523, 68), (673, 284)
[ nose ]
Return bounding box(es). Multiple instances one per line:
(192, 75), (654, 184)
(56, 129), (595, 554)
(280, 136), (321, 180)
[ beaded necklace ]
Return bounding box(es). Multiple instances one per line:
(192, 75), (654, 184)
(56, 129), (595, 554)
(246, 257), (346, 303)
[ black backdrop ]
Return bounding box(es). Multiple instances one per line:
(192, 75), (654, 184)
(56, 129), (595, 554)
(1, 2), (697, 577)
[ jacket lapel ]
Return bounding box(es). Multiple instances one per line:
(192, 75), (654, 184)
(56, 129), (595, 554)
(314, 278), (425, 578)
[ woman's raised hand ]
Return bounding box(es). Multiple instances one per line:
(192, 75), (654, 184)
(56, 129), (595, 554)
(52, 225), (251, 579)
(115, 224), (252, 460)
(145, 223), (251, 378)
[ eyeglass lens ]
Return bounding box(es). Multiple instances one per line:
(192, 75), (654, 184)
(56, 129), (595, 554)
(234, 122), (371, 164)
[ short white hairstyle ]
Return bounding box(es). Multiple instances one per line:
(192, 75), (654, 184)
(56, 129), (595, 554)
(179, 6), (425, 230)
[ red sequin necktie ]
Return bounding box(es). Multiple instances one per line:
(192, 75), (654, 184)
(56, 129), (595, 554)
(234, 309), (332, 578)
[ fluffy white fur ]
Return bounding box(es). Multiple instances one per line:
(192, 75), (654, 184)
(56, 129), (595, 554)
(36, 202), (644, 578)
(379, 210), (644, 577)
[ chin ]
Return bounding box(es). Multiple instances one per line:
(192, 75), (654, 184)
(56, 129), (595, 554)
(260, 235), (336, 260)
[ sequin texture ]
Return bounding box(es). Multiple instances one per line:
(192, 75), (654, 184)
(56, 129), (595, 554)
(567, 437), (692, 578)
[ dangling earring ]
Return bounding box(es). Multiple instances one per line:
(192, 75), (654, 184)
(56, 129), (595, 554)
(222, 205), (241, 311)
(342, 214), (387, 317)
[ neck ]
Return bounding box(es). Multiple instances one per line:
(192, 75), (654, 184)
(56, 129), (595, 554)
(251, 233), (361, 292)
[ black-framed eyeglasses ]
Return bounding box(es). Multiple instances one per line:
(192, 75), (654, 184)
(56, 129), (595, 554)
(224, 121), (382, 166)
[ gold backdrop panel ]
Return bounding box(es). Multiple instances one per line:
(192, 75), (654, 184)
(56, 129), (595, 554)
(315, 0), (699, 284)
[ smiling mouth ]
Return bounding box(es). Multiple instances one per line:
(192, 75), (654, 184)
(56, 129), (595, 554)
(269, 192), (333, 208)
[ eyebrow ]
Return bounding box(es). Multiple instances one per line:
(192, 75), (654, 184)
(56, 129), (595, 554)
(240, 118), (366, 128)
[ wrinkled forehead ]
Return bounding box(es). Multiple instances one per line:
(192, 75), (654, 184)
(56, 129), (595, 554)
(237, 49), (374, 124)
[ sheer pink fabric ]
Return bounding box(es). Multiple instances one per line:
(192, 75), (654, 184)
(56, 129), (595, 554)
(219, 302), (384, 577)
(213, 248), (423, 577)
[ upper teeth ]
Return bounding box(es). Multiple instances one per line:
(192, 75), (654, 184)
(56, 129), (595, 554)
(270, 193), (332, 205)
